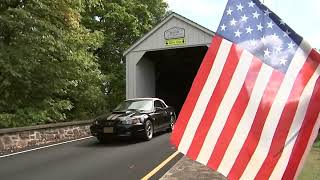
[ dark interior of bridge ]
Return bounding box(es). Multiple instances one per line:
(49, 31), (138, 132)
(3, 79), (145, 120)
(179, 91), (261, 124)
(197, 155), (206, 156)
(145, 46), (208, 114)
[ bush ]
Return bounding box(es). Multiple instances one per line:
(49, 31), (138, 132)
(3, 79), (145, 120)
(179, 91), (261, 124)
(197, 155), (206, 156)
(314, 133), (320, 148)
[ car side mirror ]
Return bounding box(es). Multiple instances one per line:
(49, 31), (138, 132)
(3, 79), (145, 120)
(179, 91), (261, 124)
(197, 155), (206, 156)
(155, 107), (162, 111)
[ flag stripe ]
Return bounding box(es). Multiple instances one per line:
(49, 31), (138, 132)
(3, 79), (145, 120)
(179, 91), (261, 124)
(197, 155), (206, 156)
(282, 77), (320, 180)
(255, 58), (320, 179)
(171, 0), (320, 178)
(269, 67), (320, 180)
(226, 70), (284, 180)
(311, 49), (320, 64)
(186, 45), (243, 160)
(293, 49), (320, 179)
(178, 38), (232, 154)
(239, 41), (312, 180)
(207, 57), (262, 170)
(215, 63), (276, 177)
(294, 114), (320, 180)
(226, 41), (311, 179)
(171, 36), (223, 147)
(196, 50), (255, 165)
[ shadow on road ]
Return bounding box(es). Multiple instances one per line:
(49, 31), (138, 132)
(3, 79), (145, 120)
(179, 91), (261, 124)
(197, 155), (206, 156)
(78, 131), (169, 148)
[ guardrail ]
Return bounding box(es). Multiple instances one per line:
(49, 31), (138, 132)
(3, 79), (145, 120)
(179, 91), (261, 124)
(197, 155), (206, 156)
(0, 120), (93, 155)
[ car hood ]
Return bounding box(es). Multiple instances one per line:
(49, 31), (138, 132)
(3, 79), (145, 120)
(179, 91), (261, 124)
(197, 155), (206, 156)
(95, 110), (147, 122)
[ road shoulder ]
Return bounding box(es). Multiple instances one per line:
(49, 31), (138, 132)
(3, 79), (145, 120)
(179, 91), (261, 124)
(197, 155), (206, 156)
(160, 156), (227, 180)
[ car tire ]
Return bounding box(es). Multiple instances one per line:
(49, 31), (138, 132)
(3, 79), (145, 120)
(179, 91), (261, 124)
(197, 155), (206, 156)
(143, 120), (153, 141)
(167, 114), (176, 132)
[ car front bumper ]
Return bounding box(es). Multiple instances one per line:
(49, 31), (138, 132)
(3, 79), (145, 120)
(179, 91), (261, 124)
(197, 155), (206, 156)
(90, 123), (145, 137)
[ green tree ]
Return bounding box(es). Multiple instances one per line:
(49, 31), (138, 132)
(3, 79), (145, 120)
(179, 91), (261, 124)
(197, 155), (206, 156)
(0, 0), (105, 128)
(0, 0), (168, 128)
(82, 0), (168, 109)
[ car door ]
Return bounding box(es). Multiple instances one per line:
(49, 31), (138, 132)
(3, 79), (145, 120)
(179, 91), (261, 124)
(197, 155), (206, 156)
(159, 100), (171, 127)
(154, 100), (167, 130)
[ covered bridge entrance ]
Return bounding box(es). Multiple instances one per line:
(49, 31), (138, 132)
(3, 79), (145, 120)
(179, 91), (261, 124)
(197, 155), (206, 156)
(124, 13), (214, 112)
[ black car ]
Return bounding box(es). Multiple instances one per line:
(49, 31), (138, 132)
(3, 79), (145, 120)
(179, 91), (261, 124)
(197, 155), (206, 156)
(90, 98), (176, 142)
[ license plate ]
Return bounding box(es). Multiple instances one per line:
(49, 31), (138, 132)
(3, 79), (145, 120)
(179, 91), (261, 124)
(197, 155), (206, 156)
(103, 127), (114, 133)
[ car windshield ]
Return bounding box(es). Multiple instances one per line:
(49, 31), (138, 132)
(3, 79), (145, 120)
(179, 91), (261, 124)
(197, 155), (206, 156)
(113, 100), (153, 112)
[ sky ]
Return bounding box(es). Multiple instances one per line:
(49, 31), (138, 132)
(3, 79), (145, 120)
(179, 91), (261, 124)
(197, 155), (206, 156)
(165, 0), (320, 49)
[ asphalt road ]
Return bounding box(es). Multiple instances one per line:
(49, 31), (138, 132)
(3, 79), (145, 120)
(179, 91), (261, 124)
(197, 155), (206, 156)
(0, 133), (181, 180)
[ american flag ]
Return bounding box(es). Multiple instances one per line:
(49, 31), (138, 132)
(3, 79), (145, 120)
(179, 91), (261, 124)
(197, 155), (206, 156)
(171, 0), (320, 179)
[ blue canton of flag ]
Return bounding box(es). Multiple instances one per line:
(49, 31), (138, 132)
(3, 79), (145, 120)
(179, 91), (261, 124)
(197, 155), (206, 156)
(217, 0), (303, 72)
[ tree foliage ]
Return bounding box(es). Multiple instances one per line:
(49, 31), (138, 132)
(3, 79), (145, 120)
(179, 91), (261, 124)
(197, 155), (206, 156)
(0, 0), (105, 128)
(82, 0), (167, 109)
(0, 0), (167, 128)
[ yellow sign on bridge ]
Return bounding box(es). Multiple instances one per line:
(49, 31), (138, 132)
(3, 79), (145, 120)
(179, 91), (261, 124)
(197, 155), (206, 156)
(165, 38), (186, 46)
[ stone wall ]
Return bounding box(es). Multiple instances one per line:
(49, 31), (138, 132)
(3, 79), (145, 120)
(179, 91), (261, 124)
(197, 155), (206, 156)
(0, 120), (92, 155)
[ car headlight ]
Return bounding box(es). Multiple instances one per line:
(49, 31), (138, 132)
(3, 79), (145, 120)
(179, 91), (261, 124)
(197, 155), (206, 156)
(121, 116), (146, 125)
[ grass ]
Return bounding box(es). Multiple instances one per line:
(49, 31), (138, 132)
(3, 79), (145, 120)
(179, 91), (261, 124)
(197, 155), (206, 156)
(299, 138), (320, 180)
(313, 139), (320, 148)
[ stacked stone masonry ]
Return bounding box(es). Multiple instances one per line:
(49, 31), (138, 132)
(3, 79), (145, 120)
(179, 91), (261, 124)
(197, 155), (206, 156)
(0, 121), (92, 155)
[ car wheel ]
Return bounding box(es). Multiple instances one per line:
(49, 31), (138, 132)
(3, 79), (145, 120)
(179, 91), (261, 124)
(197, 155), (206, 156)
(167, 115), (175, 132)
(143, 120), (153, 141)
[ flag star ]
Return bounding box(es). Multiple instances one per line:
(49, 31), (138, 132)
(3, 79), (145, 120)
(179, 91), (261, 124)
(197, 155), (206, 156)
(237, 3), (244, 11)
(250, 39), (257, 46)
(275, 46), (283, 53)
(280, 57), (288, 65)
(220, 24), (226, 31)
(283, 29), (291, 37)
(264, 9), (271, 16)
(271, 33), (279, 40)
(264, 48), (271, 57)
(226, 8), (233, 15)
(230, 18), (237, 26)
(234, 29), (242, 38)
(257, 23), (264, 31)
(280, 19), (286, 25)
(246, 26), (253, 34)
(261, 36), (267, 44)
(248, 1), (255, 7)
(252, 11), (260, 19)
(261, 36), (269, 45)
(267, 21), (274, 28)
(241, 14), (249, 22)
(288, 41), (295, 49)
